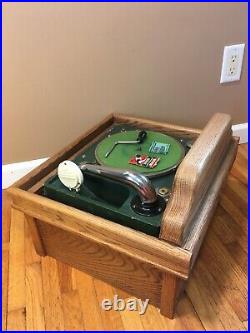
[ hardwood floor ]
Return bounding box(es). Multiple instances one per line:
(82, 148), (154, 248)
(2, 144), (248, 331)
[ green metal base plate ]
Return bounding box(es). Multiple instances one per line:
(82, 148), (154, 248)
(43, 124), (192, 237)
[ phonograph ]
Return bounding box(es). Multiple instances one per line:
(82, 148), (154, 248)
(43, 124), (191, 237)
(7, 113), (238, 318)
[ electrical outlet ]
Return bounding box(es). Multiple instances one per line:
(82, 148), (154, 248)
(220, 44), (245, 83)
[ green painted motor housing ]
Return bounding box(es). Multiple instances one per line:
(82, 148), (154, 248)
(43, 124), (192, 237)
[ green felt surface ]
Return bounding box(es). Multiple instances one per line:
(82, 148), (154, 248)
(95, 130), (184, 175)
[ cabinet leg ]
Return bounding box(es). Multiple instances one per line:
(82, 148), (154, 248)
(160, 273), (178, 318)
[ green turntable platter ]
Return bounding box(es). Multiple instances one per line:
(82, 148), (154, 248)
(95, 130), (185, 177)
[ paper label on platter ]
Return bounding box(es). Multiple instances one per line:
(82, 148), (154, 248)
(149, 141), (170, 155)
(129, 154), (160, 169)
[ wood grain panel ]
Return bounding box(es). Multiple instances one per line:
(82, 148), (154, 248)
(160, 113), (234, 245)
(183, 140), (238, 262)
(7, 187), (191, 279)
(37, 220), (163, 307)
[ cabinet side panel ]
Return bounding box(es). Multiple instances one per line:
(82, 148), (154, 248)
(36, 220), (162, 307)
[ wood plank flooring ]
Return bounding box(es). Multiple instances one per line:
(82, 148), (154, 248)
(2, 144), (248, 331)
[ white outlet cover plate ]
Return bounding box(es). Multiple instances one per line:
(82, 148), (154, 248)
(220, 44), (245, 83)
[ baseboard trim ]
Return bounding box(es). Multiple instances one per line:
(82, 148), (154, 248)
(232, 122), (248, 144)
(2, 122), (247, 189)
(2, 157), (48, 189)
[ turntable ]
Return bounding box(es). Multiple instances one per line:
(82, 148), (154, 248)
(43, 125), (189, 236)
(7, 113), (238, 318)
